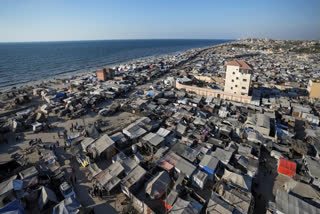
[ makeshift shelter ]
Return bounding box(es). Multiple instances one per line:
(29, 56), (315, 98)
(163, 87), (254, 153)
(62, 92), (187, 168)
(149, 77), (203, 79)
(94, 161), (124, 192)
(86, 163), (102, 180)
(80, 138), (95, 151)
(212, 148), (233, 165)
(164, 190), (178, 210)
(206, 193), (234, 214)
(277, 158), (296, 178)
(38, 186), (58, 210)
(219, 185), (252, 214)
(191, 169), (208, 189)
(0, 200), (24, 214)
(145, 171), (171, 199)
(141, 132), (164, 149)
(88, 134), (116, 159)
(18, 166), (38, 180)
(0, 176), (17, 196)
(52, 196), (81, 214)
(121, 165), (146, 197)
(222, 169), (252, 192)
(284, 179), (320, 204)
(169, 197), (202, 214)
(199, 155), (220, 181)
(275, 190), (319, 214)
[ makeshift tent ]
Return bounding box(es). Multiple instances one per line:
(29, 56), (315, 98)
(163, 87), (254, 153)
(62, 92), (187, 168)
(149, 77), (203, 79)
(0, 200), (24, 214)
(145, 171), (171, 199)
(191, 169), (208, 189)
(164, 190), (178, 210)
(18, 166), (38, 180)
(121, 165), (146, 197)
(206, 193), (234, 214)
(38, 186), (58, 210)
(169, 197), (202, 214)
(86, 163), (102, 180)
(277, 158), (296, 178)
(52, 196), (81, 214)
(89, 134), (115, 158)
(222, 169), (252, 192)
(284, 179), (320, 204)
(0, 176), (17, 196)
(199, 155), (220, 180)
(275, 189), (319, 214)
(94, 161), (124, 191)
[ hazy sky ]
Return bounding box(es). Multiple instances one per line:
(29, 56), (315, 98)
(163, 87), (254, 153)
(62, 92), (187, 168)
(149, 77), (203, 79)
(0, 0), (319, 42)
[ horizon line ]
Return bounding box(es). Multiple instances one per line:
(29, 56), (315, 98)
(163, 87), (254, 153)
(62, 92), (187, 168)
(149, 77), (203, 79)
(0, 38), (236, 44)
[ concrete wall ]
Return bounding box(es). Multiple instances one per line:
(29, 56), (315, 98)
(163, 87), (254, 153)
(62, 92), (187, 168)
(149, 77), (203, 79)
(224, 65), (251, 96)
(176, 81), (252, 104)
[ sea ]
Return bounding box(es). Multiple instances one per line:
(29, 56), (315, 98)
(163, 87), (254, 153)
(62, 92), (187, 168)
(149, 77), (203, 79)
(0, 39), (232, 90)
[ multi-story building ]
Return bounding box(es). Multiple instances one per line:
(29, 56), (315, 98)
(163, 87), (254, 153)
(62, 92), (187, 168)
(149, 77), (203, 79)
(224, 60), (252, 96)
(307, 79), (320, 99)
(96, 68), (115, 81)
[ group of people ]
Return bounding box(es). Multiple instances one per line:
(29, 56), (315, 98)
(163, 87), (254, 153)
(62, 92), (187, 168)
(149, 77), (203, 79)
(88, 185), (103, 198)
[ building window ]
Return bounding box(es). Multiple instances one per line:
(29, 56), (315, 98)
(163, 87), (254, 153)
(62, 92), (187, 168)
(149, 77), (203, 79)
(232, 79), (234, 82)
(234, 92), (236, 94)
(235, 85), (238, 87)
(232, 72), (235, 74)
(243, 79), (247, 82)
(242, 87), (246, 89)
(241, 93), (246, 95)
(236, 77), (239, 80)
(231, 87), (233, 89)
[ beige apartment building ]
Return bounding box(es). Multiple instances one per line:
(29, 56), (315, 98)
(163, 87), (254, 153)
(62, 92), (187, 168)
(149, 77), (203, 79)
(307, 79), (320, 99)
(224, 60), (252, 96)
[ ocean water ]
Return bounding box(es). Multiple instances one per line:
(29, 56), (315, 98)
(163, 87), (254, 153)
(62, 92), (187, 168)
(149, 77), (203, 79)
(0, 39), (231, 90)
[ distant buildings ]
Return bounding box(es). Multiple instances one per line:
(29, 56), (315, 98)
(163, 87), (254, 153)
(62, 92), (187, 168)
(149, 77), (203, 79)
(224, 60), (252, 96)
(96, 68), (115, 81)
(307, 79), (320, 99)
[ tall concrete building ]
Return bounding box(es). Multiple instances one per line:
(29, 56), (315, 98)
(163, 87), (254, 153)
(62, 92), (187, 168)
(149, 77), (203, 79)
(96, 68), (115, 81)
(224, 60), (252, 96)
(307, 79), (320, 99)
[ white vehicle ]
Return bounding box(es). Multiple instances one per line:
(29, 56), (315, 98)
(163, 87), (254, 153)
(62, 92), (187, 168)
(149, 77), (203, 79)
(59, 181), (75, 199)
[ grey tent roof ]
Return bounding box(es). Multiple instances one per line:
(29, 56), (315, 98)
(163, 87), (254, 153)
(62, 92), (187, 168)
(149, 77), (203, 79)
(86, 163), (102, 180)
(52, 196), (81, 214)
(142, 132), (164, 147)
(207, 193), (234, 214)
(169, 197), (202, 214)
(222, 169), (252, 192)
(90, 134), (115, 156)
(38, 186), (58, 210)
(220, 187), (252, 214)
(80, 138), (95, 151)
(212, 148), (233, 165)
(284, 179), (320, 204)
(156, 128), (171, 138)
(0, 176), (17, 196)
(95, 161), (124, 191)
(175, 157), (196, 178)
(171, 143), (199, 163)
(145, 171), (171, 199)
(18, 167), (38, 180)
(199, 155), (220, 170)
(122, 165), (146, 188)
(275, 189), (320, 214)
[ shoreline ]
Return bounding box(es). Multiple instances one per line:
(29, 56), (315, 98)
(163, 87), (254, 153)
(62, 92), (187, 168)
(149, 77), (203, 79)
(0, 40), (234, 93)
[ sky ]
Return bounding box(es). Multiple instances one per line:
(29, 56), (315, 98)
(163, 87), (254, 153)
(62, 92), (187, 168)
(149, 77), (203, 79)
(0, 0), (319, 42)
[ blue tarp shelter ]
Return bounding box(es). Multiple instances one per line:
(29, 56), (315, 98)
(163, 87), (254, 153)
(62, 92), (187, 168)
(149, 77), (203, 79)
(0, 200), (24, 214)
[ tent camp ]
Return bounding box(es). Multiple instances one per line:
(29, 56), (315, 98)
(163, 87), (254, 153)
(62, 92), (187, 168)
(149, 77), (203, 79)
(145, 171), (171, 199)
